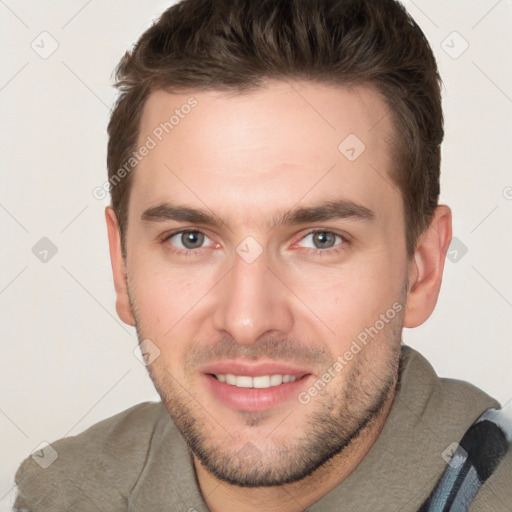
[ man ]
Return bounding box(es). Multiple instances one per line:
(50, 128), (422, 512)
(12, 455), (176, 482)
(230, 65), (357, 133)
(14, 0), (511, 510)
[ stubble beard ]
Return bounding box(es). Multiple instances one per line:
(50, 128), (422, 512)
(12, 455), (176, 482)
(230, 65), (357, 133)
(135, 317), (403, 488)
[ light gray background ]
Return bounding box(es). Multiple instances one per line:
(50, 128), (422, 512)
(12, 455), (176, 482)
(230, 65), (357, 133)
(1, 0), (511, 509)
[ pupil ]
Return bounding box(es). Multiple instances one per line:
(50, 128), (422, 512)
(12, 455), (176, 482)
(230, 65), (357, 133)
(182, 231), (204, 249)
(313, 232), (335, 249)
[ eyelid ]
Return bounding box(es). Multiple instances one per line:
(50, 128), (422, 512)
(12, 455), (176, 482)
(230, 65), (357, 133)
(160, 227), (350, 256)
(296, 228), (348, 244)
(161, 228), (219, 253)
(161, 227), (211, 241)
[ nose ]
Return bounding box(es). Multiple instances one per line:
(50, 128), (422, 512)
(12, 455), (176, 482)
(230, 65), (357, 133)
(212, 246), (294, 346)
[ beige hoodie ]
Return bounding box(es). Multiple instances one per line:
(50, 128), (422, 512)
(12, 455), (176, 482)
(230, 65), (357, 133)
(14, 346), (511, 511)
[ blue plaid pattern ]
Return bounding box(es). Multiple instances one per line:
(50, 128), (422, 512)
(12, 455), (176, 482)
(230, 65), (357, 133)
(419, 408), (511, 511)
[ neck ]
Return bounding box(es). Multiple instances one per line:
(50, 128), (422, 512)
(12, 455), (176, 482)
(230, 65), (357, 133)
(193, 383), (397, 512)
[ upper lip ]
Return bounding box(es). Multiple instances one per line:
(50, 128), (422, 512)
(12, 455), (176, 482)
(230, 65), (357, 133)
(201, 360), (313, 378)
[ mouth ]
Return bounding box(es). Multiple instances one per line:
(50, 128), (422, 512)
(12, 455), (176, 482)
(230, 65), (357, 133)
(201, 362), (314, 412)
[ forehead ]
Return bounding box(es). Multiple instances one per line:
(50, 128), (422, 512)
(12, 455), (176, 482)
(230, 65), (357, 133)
(131, 81), (400, 225)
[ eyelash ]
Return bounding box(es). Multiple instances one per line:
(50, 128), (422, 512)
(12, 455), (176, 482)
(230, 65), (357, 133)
(161, 230), (215, 257)
(161, 229), (349, 257)
(299, 229), (348, 256)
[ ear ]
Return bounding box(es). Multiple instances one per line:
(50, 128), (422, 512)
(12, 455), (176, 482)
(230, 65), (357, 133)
(403, 205), (452, 328)
(105, 207), (135, 327)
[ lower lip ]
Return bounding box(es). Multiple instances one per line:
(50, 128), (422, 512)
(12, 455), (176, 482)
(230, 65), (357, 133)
(204, 374), (312, 412)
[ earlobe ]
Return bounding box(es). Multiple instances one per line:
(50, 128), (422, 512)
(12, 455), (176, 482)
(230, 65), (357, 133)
(403, 205), (452, 328)
(105, 207), (136, 327)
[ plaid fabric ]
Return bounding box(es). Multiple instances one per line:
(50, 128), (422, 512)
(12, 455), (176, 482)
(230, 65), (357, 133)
(419, 408), (512, 512)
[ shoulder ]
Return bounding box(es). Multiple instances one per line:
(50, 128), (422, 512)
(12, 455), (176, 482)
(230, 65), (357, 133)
(469, 442), (512, 511)
(469, 408), (512, 511)
(418, 401), (512, 512)
(399, 346), (501, 423)
(14, 401), (169, 512)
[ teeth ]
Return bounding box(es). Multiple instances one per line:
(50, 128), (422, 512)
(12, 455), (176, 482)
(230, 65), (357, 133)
(235, 376), (253, 388)
(254, 375), (270, 388)
(214, 374), (299, 389)
(270, 375), (282, 386)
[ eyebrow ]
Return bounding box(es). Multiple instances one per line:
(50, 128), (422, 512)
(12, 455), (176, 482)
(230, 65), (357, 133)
(140, 199), (375, 229)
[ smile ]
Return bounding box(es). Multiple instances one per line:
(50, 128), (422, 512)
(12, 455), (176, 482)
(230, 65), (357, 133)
(212, 374), (303, 388)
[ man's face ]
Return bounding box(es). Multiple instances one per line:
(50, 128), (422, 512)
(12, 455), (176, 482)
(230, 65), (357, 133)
(122, 81), (411, 486)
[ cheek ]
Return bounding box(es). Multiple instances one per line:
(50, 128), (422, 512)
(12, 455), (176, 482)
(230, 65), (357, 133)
(128, 257), (217, 336)
(289, 250), (405, 338)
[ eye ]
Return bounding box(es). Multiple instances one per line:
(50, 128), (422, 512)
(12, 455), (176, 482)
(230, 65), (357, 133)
(297, 230), (345, 250)
(166, 230), (215, 251)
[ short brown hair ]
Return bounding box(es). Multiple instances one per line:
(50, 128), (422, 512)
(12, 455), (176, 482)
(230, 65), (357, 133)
(107, 0), (443, 257)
